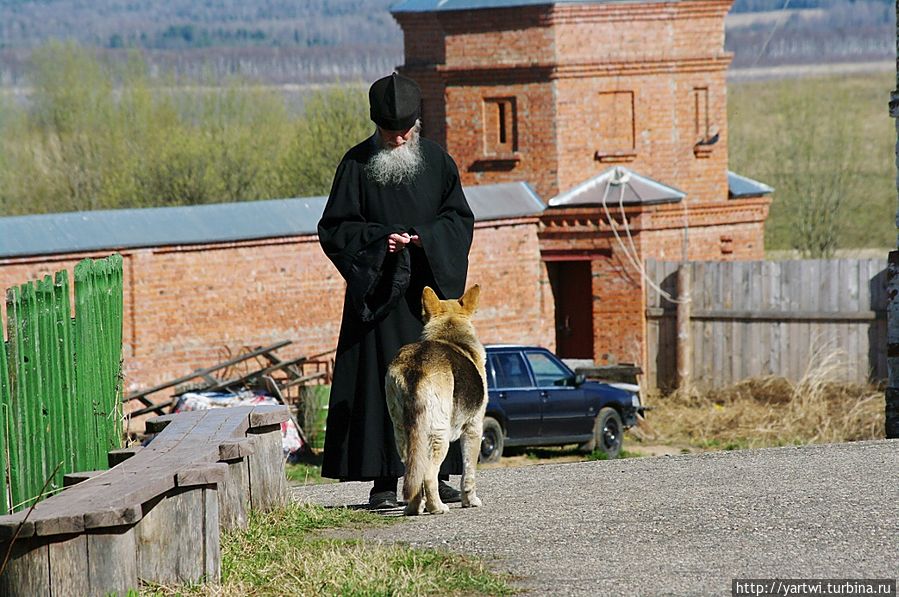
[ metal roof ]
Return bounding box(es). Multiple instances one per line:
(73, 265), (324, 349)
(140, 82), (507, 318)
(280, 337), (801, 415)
(0, 182), (544, 259)
(466, 181), (545, 220)
(547, 166), (685, 208)
(728, 171), (774, 198)
(391, 0), (646, 12)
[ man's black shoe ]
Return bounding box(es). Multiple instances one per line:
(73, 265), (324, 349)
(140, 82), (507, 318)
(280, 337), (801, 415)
(438, 480), (461, 503)
(368, 490), (399, 510)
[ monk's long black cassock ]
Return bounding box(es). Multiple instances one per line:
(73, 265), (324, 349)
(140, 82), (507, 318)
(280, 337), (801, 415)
(317, 135), (474, 481)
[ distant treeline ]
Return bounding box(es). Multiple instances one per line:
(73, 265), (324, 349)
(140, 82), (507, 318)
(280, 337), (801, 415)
(0, 0), (893, 86)
(0, 0), (399, 50)
(0, 42), (374, 216)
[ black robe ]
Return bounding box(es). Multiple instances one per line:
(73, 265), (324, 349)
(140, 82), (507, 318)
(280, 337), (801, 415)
(317, 135), (475, 481)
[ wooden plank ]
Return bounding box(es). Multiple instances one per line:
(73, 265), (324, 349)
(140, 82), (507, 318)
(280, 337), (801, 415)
(788, 260), (803, 383)
(0, 514), (33, 541)
(748, 260), (763, 377)
(219, 439), (256, 461)
(768, 260), (781, 377)
(48, 534), (89, 596)
(246, 430), (288, 512)
(86, 526), (138, 596)
(83, 505), (142, 529)
(145, 413), (179, 433)
(846, 261), (867, 379)
(0, 538), (49, 596)
(108, 445), (143, 468)
(33, 511), (84, 536)
(734, 261), (747, 382)
(721, 261), (735, 385)
(204, 487), (221, 583)
(63, 470), (105, 487)
(136, 488), (205, 584)
(176, 463), (228, 488)
(248, 405), (290, 429)
(219, 459), (250, 531)
(872, 260), (888, 379)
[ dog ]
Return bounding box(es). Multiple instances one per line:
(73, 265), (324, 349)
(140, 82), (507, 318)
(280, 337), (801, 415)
(385, 284), (487, 515)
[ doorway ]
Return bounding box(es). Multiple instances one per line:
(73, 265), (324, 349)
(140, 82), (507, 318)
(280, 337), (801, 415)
(546, 260), (594, 359)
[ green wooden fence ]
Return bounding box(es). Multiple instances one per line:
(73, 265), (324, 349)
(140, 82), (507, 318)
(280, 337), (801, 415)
(0, 254), (124, 513)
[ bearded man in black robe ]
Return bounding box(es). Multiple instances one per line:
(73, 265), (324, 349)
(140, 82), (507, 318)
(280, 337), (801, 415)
(317, 73), (475, 509)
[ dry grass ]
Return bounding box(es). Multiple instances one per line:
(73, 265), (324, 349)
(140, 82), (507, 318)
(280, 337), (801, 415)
(642, 350), (885, 450)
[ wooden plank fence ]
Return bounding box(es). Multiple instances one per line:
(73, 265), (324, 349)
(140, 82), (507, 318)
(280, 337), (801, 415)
(645, 258), (887, 390)
(0, 254), (123, 514)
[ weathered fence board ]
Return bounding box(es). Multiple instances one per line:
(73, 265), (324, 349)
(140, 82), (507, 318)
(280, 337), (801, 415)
(646, 258), (887, 389)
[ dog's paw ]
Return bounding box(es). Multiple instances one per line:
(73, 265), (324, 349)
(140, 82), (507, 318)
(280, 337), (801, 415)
(427, 501), (450, 515)
(462, 494), (482, 508)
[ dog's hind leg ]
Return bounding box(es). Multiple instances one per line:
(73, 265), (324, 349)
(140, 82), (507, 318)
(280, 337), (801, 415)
(423, 432), (450, 514)
(459, 417), (483, 508)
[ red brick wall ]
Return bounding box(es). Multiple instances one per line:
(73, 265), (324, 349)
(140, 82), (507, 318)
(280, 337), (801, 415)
(0, 218), (552, 405)
(394, 0), (733, 201)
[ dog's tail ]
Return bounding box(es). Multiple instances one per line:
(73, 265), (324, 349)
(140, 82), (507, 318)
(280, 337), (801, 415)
(401, 399), (427, 508)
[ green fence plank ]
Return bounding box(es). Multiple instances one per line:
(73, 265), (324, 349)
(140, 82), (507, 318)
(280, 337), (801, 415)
(5, 287), (24, 511)
(0, 320), (10, 514)
(36, 275), (64, 493)
(21, 281), (47, 507)
(53, 271), (76, 475)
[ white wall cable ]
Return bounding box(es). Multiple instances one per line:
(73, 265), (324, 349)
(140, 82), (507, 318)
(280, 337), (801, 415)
(599, 167), (691, 305)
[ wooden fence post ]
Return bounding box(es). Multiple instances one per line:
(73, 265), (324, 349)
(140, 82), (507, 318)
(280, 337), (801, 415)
(676, 264), (692, 391)
(889, 32), (899, 439)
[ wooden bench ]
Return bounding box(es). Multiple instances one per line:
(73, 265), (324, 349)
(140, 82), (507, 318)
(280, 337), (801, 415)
(0, 404), (289, 596)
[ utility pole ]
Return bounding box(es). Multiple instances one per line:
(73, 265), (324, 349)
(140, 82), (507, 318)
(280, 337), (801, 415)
(886, 5), (899, 439)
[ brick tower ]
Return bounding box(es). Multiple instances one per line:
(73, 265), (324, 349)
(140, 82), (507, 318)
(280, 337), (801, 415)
(392, 0), (772, 370)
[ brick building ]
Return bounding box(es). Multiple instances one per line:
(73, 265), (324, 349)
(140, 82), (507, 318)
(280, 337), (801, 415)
(1, 0), (774, 398)
(0, 184), (552, 398)
(393, 0), (772, 367)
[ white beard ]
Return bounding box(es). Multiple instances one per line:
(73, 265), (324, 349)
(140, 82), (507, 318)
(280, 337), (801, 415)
(366, 124), (423, 187)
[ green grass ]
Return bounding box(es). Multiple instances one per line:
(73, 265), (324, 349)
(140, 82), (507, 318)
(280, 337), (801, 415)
(729, 71), (896, 252)
(284, 451), (334, 485)
(142, 503), (515, 596)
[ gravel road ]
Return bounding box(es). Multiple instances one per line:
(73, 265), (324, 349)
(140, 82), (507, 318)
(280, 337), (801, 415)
(293, 440), (898, 596)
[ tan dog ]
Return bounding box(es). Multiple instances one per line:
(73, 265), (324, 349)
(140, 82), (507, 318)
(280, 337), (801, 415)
(385, 285), (487, 515)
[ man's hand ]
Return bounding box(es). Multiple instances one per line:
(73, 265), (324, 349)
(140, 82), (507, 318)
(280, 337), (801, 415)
(388, 233), (421, 253)
(388, 233), (412, 253)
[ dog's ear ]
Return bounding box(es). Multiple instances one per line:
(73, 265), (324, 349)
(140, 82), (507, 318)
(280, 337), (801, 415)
(421, 286), (442, 318)
(459, 284), (480, 315)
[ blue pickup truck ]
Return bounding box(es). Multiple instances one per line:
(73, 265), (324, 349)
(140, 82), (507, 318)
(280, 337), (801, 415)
(480, 345), (645, 462)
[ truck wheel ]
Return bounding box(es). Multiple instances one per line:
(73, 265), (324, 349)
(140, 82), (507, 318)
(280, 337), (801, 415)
(590, 407), (623, 459)
(479, 417), (504, 464)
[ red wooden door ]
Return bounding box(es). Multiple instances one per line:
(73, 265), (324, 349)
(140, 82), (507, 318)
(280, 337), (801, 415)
(547, 261), (594, 359)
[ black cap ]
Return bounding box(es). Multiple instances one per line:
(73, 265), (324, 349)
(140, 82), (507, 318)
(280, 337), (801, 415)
(369, 73), (421, 131)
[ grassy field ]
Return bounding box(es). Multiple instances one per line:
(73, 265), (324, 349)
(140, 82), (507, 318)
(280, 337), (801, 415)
(729, 71), (897, 252)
